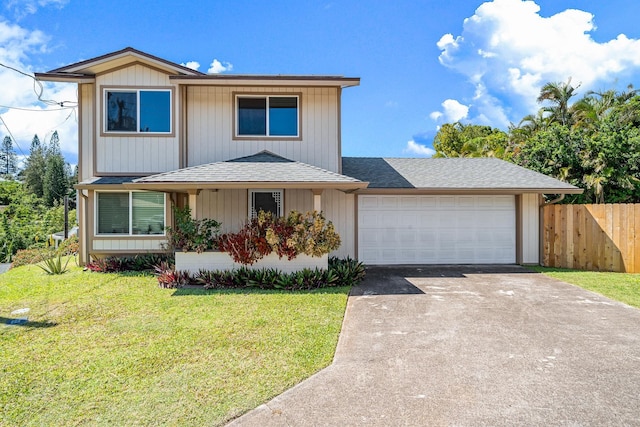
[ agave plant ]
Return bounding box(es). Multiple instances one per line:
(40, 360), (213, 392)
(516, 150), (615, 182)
(38, 254), (71, 275)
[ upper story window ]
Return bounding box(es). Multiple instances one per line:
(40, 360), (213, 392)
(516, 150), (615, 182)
(235, 95), (300, 138)
(104, 88), (172, 134)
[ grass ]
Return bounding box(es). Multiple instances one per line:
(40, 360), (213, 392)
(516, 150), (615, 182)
(0, 261), (350, 426)
(530, 266), (640, 308)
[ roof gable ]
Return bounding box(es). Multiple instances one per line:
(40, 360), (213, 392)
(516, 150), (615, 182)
(37, 47), (203, 81)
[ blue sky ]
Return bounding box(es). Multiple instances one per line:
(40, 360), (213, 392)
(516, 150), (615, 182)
(2, 0), (640, 166)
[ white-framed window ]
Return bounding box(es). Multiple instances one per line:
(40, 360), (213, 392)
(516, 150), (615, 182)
(249, 189), (283, 218)
(104, 88), (172, 134)
(235, 95), (299, 138)
(96, 191), (166, 236)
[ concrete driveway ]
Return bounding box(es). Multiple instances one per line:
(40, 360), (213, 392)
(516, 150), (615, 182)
(229, 265), (640, 426)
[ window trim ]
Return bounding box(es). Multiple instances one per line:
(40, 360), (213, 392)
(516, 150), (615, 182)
(233, 93), (302, 140)
(95, 190), (166, 237)
(100, 86), (175, 137)
(249, 189), (284, 219)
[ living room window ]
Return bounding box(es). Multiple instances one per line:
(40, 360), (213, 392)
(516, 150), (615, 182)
(96, 191), (165, 235)
(236, 95), (299, 138)
(104, 89), (172, 134)
(249, 189), (283, 218)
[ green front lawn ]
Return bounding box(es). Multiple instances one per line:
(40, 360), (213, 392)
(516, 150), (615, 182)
(0, 262), (350, 426)
(530, 266), (640, 309)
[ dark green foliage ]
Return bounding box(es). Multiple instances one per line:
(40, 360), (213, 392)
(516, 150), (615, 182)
(86, 253), (173, 273)
(186, 257), (365, 290)
(433, 122), (510, 159)
(164, 206), (221, 253)
(0, 182), (77, 262)
(0, 136), (18, 177)
(436, 80), (640, 203)
(328, 256), (366, 286)
(43, 131), (69, 207)
(23, 135), (47, 198)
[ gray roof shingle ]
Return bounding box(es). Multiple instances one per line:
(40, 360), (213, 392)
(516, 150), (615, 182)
(342, 157), (581, 192)
(134, 151), (364, 185)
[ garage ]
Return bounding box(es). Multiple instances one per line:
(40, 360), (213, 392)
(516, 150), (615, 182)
(358, 194), (516, 265)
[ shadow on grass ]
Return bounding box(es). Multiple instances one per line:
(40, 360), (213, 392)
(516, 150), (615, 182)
(171, 286), (352, 297)
(1, 317), (57, 328)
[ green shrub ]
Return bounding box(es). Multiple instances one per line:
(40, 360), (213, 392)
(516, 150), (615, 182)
(86, 253), (173, 273)
(164, 206), (221, 253)
(187, 257), (365, 290)
(11, 247), (54, 268)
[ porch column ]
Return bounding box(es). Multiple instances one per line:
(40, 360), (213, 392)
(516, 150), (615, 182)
(188, 189), (200, 219)
(312, 189), (323, 212)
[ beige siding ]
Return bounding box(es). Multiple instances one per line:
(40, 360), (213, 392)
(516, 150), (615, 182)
(92, 238), (165, 251)
(521, 193), (540, 264)
(79, 83), (94, 180)
(94, 64), (180, 174)
(323, 190), (356, 258)
(197, 189), (248, 233)
(196, 188), (356, 258)
(186, 86), (340, 172)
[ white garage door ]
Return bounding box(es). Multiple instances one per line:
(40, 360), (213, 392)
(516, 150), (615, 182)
(358, 195), (516, 265)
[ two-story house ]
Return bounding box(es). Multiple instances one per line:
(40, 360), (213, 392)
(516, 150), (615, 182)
(36, 47), (580, 267)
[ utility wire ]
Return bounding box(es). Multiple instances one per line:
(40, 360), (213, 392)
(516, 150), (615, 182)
(0, 62), (78, 107)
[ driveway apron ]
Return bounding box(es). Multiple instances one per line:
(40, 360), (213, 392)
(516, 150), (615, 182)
(228, 265), (640, 426)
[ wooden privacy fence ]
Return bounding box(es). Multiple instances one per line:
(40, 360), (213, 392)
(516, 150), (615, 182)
(542, 204), (640, 273)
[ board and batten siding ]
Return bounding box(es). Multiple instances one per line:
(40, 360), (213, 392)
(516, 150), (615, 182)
(196, 188), (356, 259)
(186, 86), (340, 172)
(79, 83), (95, 180)
(94, 64), (180, 174)
(520, 193), (540, 264)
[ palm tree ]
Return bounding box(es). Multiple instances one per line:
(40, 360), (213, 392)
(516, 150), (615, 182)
(537, 78), (580, 127)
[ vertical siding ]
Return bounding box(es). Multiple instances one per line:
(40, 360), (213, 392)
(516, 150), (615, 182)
(196, 188), (356, 258)
(95, 64), (180, 174)
(186, 86), (340, 172)
(198, 189), (248, 233)
(79, 83), (94, 180)
(322, 190), (356, 258)
(521, 193), (540, 264)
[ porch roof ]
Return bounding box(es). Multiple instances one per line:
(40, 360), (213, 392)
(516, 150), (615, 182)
(117, 151), (367, 192)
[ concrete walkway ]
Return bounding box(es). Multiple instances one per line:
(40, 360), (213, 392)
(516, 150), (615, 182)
(229, 265), (640, 426)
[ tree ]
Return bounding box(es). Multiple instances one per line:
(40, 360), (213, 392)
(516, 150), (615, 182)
(43, 131), (69, 207)
(537, 78), (580, 127)
(23, 134), (47, 198)
(433, 122), (510, 159)
(0, 136), (18, 177)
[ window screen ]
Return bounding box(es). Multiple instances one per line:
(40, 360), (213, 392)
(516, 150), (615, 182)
(97, 193), (130, 234)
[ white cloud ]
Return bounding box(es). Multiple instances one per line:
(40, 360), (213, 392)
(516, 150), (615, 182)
(435, 0), (640, 127)
(207, 59), (233, 74)
(405, 140), (435, 157)
(5, 0), (69, 19)
(430, 99), (470, 123)
(0, 18), (78, 164)
(181, 61), (200, 71)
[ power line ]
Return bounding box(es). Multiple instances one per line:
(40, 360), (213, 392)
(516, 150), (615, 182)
(0, 61), (78, 108)
(0, 104), (76, 112)
(0, 115), (27, 160)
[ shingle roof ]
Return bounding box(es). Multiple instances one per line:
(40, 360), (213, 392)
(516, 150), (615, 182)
(342, 157), (581, 193)
(132, 151), (365, 187)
